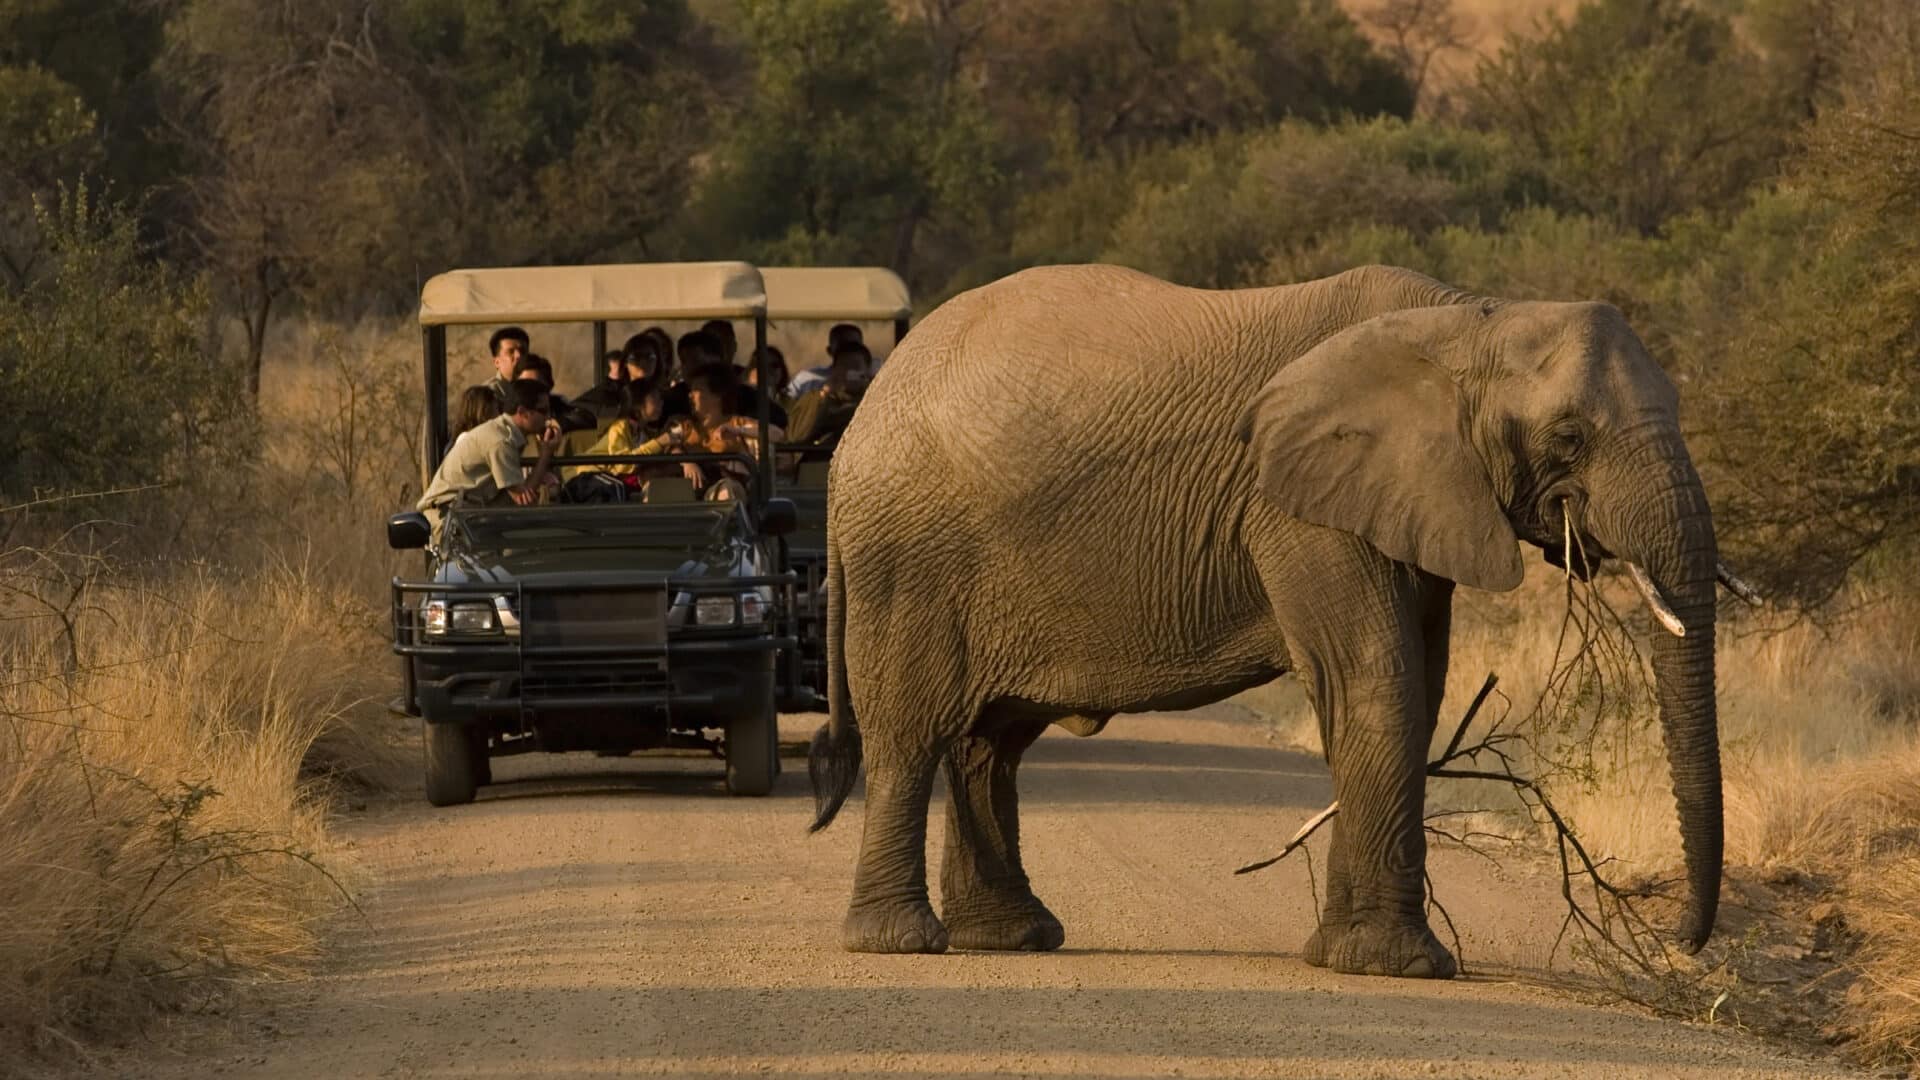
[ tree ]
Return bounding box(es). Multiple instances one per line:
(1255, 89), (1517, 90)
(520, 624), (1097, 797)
(1097, 117), (1531, 288)
(0, 65), (99, 288)
(1690, 73), (1920, 605)
(163, 0), (449, 396)
(689, 0), (1000, 285)
(388, 0), (716, 267)
(162, 0), (717, 395)
(0, 0), (177, 231)
(1360, 0), (1474, 110)
(981, 0), (1412, 157)
(0, 186), (231, 500)
(1467, 0), (1791, 234)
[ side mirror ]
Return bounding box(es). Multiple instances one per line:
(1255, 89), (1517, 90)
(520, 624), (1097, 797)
(760, 497), (798, 538)
(388, 511), (432, 550)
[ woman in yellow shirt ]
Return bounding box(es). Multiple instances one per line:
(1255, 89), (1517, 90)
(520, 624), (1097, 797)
(605, 366), (783, 500)
(585, 381), (669, 475)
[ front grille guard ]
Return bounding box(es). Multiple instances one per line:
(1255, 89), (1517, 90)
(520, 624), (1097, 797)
(392, 573), (800, 720)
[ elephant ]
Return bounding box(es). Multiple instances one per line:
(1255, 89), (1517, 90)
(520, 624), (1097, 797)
(807, 263), (1737, 979)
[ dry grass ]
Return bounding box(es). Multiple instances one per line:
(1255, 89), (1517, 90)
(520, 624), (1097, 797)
(1235, 568), (1920, 1062)
(0, 553), (407, 1062)
(0, 320), (424, 1067)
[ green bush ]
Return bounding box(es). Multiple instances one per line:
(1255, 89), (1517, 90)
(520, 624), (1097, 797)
(0, 186), (239, 502)
(1465, 0), (1792, 234)
(1097, 118), (1533, 288)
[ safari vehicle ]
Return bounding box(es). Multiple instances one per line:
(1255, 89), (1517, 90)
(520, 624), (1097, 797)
(386, 262), (807, 805)
(760, 266), (911, 697)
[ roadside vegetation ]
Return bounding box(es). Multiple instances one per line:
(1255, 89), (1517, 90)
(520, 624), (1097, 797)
(3, 0), (1918, 1070)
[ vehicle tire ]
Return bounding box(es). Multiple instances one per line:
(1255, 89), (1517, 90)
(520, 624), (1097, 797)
(424, 719), (479, 807)
(725, 696), (779, 797)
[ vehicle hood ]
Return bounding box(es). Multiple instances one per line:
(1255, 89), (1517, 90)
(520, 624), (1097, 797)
(437, 504), (747, 585)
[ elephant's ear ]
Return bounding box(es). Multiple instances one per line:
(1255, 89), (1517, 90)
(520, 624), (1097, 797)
(1235, 322), (1524, 592)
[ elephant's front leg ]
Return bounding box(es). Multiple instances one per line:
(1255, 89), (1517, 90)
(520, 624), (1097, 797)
(938, 717), (1064, 951)
(1315, 674), (1455, 979)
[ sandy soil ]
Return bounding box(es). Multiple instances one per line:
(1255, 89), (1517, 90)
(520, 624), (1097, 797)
(120, 706), (1858, 1079)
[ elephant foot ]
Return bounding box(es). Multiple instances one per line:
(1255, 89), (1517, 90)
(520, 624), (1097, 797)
(1302, 923), (1334, 968)
(1309, 918), (1456, 979)
(942, 894), (1065, 952)
(842, 899), (949, 954)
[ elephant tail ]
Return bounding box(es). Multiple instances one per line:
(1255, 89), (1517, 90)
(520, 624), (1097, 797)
(808, 532), (861, 833)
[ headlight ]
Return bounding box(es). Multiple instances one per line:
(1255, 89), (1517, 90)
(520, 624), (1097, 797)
(449, 602), (497, 633)
(694, 596), (737, 626)
(422, 598), (503, 636)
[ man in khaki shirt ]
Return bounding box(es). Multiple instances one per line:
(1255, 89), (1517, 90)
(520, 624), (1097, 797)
(418, 379), (560, 533)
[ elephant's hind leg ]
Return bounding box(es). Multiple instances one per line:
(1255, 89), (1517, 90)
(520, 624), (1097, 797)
(939, 714), (1063, 951)
(842, 730), (952, 954)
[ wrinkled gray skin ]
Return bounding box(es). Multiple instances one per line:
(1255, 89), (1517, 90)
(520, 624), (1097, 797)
(808, 265), (1721, 978)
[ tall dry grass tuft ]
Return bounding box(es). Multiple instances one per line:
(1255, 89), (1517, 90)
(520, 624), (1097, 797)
(0, 316), (429, 1063)
(1849, 855), (1920, 1062)
(0, 551), (405, 1059)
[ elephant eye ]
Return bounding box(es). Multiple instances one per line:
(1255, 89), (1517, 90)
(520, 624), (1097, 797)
(1549, 426), (1586, 459)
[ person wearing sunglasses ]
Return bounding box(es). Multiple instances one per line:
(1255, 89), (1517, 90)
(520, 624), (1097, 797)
(418, 378), (563, 536)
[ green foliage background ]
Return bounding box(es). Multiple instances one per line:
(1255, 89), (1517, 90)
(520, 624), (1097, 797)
(1, 0), (1916, 604)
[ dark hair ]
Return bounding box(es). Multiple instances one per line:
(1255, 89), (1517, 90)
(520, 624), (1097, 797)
(677, 330), (724, 366)
(686, 361), (738, 412)
(505, 378), (550, 414)
(621, 333), (664, 375)
(830, 341), (872, 368)
(489, 326), (530, 356)
(455, 384), (503, 435)
(603, 349), (627, 370)
(622, 378), (662, 421)
(828, 323), (863, 349)
(700, 319), (737, 344)
(511, 352), (555, 386)
(642, 326), (673, 356)
(763, 345), (791, 392)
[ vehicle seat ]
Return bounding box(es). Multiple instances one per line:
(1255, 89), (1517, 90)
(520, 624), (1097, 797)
(794, 460), (830, 489)
(553, 425), (611, 481)
(647, 476), (698, 504)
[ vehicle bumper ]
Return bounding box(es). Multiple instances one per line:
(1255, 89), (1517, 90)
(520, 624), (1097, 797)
(408, 636), (788, 731)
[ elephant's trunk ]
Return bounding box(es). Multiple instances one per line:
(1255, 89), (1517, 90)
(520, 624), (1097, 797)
(1596, 436), (1722, 953)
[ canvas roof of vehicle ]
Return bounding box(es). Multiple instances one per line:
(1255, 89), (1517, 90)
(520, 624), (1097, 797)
(417, 262), (767, 326)
(760, 266), (911, 321)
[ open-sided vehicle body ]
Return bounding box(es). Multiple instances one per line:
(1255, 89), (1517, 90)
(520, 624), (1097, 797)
(389, 262), (807, 805)
(759, 266), (911, 698)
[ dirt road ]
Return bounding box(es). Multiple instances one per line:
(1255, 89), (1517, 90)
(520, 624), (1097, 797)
(127, 707), (1854, 1079)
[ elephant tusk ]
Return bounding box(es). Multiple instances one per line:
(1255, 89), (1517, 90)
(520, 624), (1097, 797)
(1563, 510), (1572, 583)
(1626, 562), (1687, 638)
(1716, 560), (1764, 607)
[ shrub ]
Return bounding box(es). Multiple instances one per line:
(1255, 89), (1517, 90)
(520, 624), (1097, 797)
(0, 186), (242, 502)
(1100, 117), (1530, 287)
(1465, 0), (1792, 234)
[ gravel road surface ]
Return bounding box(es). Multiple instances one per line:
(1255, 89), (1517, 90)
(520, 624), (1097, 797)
(124, 707), (1857, 1079)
